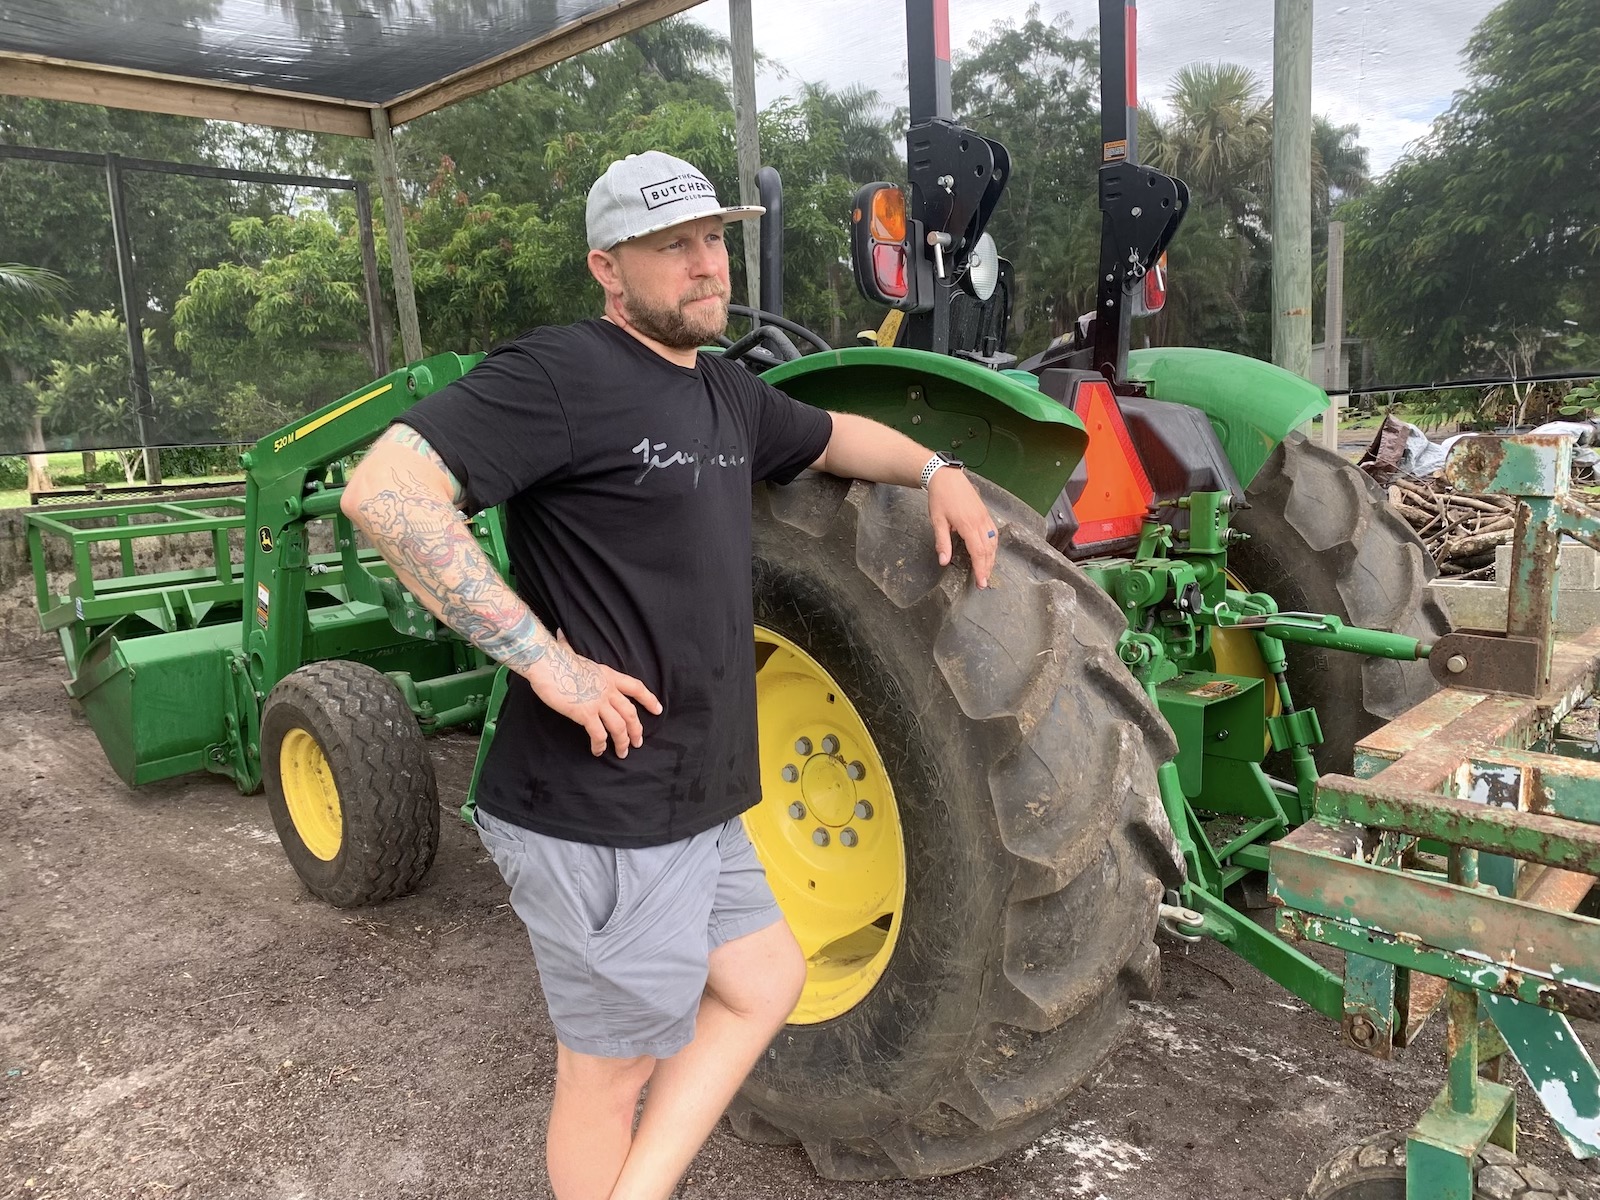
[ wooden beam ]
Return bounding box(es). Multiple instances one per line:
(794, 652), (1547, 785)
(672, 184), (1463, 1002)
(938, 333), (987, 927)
(387, 0), (706, 127)
(370, 108), (424, 364)
(0, 56), (374, 138)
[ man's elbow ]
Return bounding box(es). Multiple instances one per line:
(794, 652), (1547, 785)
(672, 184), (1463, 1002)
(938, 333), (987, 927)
(340, 461), (375, 524)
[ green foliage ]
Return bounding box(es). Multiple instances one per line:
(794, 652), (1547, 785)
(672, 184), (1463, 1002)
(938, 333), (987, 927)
(1558, 382), (1600, 417)
(952, 5), (1100, 356)
(1344, 0), (1600, 384)
(29, 309), (210, 451)
(0, 456), (26, 489)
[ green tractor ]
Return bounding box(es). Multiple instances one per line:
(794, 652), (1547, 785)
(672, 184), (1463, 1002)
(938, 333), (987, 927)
(26, 1), (1600, 1195)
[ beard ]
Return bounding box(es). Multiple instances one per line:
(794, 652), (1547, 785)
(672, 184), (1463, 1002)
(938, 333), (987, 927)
(621, 284), (729, 351)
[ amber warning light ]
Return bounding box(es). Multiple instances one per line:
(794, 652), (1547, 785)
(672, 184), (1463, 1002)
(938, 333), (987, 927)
(851, 183), (915, 307)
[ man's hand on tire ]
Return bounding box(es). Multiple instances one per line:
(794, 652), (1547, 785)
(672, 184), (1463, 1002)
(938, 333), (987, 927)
(524, 631), (663, 758)
(928, 470), (1000, 588)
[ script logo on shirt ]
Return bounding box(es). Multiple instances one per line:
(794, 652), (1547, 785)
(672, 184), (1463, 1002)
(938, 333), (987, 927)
(632, 437), (746, 487)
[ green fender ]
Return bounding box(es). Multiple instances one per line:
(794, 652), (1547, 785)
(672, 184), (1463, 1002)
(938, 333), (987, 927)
(1126, 347), (1329, 487)
(761, 346), (1088, 516)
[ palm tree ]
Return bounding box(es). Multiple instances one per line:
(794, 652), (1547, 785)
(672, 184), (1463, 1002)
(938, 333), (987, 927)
(0, 263), (70, 337)
(1143, 63), (1273, 238)
(1312, 115), (1370, 225)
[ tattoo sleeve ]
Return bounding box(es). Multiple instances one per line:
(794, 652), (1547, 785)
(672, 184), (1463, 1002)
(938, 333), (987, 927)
(351, 426), (562, 681)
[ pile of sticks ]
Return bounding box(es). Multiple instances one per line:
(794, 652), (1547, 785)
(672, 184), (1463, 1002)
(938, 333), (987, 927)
(1384, 476), (1515, 580)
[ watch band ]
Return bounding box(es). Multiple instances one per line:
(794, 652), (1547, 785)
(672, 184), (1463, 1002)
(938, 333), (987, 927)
(920, 452), (963, 489)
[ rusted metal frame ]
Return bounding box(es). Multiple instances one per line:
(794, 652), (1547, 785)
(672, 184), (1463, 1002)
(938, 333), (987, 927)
(1465, 747), (1600, 824)
(1271, 843), (1600, 1016)
(1316, 778), (1600, 875)
(1407, 1075), (1518, 1200)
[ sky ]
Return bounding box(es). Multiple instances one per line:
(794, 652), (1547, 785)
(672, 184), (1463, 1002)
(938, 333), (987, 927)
(690, 0), (1500, 176)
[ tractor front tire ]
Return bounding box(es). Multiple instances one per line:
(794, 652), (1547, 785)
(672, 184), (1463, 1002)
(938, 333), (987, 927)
(1229, 433), (1451, 773)
(261, 660), (438, 908)
(732, 471), (1182, 1179)
(1305, 1128), (1583, 1199)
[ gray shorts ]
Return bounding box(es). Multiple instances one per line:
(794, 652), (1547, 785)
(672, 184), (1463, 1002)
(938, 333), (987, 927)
(473, 808), (783, 1059)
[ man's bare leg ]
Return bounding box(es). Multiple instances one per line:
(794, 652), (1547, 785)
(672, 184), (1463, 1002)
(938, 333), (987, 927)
(547, 1048), (656, 1200)
(607, 920), (806, 1200)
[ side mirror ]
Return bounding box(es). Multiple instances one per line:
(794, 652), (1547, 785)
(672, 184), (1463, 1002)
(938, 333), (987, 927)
(851, 183), (927, 311)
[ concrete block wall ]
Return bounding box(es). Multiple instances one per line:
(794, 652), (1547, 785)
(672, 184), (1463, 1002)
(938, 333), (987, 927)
(1435, 542), (1600, 635)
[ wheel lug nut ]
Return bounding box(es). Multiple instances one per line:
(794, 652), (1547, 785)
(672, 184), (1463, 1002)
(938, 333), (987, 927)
(795, 737), (813, 755)
(812, 828), (829, 846)
(820, 734), (840, 755)
(847, 761), (865, 781)
(788, 802), (806, 820)
(854, 800), (873, 820)
(839, 828), (859, 847)
(781, 764), (799, 783)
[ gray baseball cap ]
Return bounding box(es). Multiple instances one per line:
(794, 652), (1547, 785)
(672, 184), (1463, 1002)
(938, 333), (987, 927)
(586, 151), (764, 251)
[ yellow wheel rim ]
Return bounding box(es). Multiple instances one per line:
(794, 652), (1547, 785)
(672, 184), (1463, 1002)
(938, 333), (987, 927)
(280, 728), (343, 861)
(748, 626), (906, 1024)
(1211, 569), (1283, 743)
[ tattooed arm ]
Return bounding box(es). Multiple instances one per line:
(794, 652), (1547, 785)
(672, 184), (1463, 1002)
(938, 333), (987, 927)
(340, 425), (661, 757)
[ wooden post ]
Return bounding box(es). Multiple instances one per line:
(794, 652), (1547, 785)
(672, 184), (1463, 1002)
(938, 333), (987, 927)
(104, 153), (161, 484)
(729, 0), (761, 314)
(1321, 219), (1346, 452)
(354, 181), (390, 375)
(1271, 0), (1313, 383)
(370, 107), (424, 364)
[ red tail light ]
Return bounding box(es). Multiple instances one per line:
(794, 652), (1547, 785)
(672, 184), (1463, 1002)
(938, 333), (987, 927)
(1135, 252), (1167, 316)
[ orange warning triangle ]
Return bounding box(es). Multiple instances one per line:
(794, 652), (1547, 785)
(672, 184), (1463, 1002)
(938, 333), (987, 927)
(1070, 379), (1154, 549)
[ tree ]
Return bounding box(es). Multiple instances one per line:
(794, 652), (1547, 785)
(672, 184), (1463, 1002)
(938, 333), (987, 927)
(952, 4), (1101, 355)
(1343, 0), (1600, 386)
(0, 262), (71, 492)
(1143, 63), (1273, 241)
(32, 309), (208, 480)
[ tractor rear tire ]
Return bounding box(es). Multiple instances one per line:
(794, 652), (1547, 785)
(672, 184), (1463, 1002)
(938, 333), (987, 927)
(1229, 434), (1451, 774)
(731, 471), (1182, 1179)
(261, 660), (438, 908)
(1304, 1128), (1583, 1199)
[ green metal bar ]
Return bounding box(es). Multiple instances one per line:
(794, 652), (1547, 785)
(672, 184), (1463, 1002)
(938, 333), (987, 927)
(1228, 842), (1271, 872)
(26, 519), (51, 619)
(115, 511), (135, 577)
(1448, 985), (1479, 1115)
(1408, 1077), (1516, 1200)
(1482, 994), (1600, 1157)
(1277, 912), (1600, 1020)
(1187, 886), (1344, 1020)
(1316, 776), (1600, 875)
(1273, 842), (1600, 997)
(212, 527), (233, 585)
(72, 535), (95, 601)
(54, 516), (244, 542)
(1255, 613), (1426, 660)
(1215, 817), (1284, 865)
(300, 487), (345, 519)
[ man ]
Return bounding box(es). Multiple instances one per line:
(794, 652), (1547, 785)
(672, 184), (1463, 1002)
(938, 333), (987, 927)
(340, 150), (999, 1200)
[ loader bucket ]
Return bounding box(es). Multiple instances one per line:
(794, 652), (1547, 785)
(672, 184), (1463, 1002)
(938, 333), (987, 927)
(67, 623), (239, 787)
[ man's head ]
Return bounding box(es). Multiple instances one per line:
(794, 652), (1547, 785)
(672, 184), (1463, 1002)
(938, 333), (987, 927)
(585, 152), (763, 353)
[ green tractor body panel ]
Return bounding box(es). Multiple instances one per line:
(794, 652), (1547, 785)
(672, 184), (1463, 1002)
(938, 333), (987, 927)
(67, 622), (239, 786)
(761, 346), (1088, 515)
(1125, 346), (1329, 486)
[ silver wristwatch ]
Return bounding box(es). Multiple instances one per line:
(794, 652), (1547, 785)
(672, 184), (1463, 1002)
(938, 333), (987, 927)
(920, 451), (965, 489)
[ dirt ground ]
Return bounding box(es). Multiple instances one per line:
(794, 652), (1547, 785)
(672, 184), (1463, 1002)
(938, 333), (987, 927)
(4, 647), (1599, 1200)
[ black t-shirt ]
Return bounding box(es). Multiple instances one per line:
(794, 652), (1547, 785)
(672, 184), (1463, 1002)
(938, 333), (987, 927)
(397, 318), (833, 848)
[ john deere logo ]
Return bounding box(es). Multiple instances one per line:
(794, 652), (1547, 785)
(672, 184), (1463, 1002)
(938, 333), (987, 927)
(258, 527), (274, 553)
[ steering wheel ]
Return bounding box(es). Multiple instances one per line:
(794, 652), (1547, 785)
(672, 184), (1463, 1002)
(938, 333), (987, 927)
(718, 305), (833, 370)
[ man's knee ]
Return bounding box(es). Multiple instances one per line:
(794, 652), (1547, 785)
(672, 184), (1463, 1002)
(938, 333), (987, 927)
(555, 1045), (656, 1114)
(710, 919), (807, 1028)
